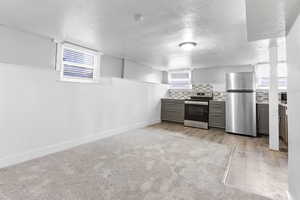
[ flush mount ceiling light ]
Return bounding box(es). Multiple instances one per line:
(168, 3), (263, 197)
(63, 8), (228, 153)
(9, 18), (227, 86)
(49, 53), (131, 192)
(179, 42), (197, 51)
(133, 13), (144, 23)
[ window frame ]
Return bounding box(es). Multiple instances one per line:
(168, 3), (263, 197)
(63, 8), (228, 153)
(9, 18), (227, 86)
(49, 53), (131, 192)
(59, 43), (102, 83)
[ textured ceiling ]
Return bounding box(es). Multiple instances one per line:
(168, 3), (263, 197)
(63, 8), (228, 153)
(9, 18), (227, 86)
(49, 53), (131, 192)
(0, 0), (282, 70)
(285, 0), (300, 34)
(246, 0), (286, 41)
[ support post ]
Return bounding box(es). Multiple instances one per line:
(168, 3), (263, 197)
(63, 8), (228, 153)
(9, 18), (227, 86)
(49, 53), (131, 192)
(269, 39), (279, 151)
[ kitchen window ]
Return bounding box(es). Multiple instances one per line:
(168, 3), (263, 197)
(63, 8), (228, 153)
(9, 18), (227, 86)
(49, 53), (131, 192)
(59, 43), (101, 83)
(255, 62), (287, 90)
(168, 70), (192, 89)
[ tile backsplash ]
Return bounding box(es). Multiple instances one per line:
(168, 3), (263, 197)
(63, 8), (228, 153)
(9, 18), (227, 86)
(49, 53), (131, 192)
(168, 84), (222, 100)
(167, 85), (279, 103)
(192, 84), (213, 93)
(256, 91), (269, 103)
(168, 90), (195, 99)
(213, 91), (226, 101)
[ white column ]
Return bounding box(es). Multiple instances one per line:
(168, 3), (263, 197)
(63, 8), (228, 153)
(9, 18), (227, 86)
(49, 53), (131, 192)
(269, 39), (279, 151)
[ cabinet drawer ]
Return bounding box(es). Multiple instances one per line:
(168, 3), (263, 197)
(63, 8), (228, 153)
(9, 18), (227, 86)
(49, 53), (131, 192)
(164, 103), (184, 112)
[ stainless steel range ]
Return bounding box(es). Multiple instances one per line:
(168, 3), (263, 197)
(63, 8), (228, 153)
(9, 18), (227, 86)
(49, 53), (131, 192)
(184, 95), (213, 129)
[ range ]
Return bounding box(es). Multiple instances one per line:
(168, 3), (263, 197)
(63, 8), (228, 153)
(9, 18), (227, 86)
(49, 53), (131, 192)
(184, 93), (213, 129)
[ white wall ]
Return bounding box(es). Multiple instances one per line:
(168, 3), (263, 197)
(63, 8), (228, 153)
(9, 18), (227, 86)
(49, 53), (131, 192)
(192, 65), (254, 91)
(0, 26), (55, 68)
(162, 71), (168, 84)
(0, 27), (168, 168)
(124, 60), (163, 84)
(101, 55), (123, 78)
(287, 13), (300, 200)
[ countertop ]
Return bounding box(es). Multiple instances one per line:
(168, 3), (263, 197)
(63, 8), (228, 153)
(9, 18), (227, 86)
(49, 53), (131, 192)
(162, 98), (287, 106)
(161, 98), (224, 101)
(256, 102), (268, 105)
(279, 103), (288, 107)
(161, 98), (185, 101)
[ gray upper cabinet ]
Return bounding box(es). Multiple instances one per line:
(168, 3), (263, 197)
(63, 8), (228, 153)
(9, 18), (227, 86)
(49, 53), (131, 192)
(161, 99), (185, 123)
(209, 101), (226, 129)
(256, 103), (269, 135)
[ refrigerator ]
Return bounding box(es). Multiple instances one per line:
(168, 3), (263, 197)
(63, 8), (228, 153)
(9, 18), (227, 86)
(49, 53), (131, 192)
(225, 72), (257, 137)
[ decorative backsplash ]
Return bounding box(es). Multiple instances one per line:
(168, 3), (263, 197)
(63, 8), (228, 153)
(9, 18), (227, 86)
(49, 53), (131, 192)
(256, 91), (269, 103)
(212, 91), (270, 102)
(168, 90), (195, 99)
(167, 85), (276, 103)
(255, 91), (286, 103)
(168, 84), (227, 100)
(213, 91), (226, 101)
(192, 84), (213, 93)
(168, 84), (213, 99)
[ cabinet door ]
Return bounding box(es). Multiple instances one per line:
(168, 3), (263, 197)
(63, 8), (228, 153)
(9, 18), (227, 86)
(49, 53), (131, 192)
(161, 100), (184, 123)
(209, 114), (225, 128)
(279, 105), (288, 145)
(161, 102), (168, 121)
(209, 101), (226, 129)
(284, 115), (288, 145)
(257, 104), (269, 135)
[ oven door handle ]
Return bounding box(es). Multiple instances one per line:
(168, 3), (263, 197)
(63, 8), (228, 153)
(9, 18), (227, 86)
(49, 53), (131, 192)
(185, 101), (208, 105)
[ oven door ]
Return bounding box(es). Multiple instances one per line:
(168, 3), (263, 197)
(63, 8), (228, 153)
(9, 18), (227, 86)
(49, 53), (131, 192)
(184, 101), (209, 129)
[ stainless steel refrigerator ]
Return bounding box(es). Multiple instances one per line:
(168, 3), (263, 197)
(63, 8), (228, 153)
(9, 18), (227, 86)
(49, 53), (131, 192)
(226, 72), (256, 136)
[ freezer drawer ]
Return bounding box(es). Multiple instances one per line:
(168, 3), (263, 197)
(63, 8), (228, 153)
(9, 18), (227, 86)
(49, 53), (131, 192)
(226, 92), (256, 136)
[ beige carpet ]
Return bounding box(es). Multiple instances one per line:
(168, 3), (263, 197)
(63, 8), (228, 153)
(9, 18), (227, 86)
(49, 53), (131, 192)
(0, 127), (271, 200)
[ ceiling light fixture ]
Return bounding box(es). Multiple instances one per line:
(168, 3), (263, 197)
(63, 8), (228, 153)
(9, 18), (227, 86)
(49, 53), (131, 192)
(134, 13), (144, 23)
(179, 42), (197, 51)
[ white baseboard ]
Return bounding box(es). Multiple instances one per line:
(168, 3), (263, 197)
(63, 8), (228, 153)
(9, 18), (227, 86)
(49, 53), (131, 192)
(0, 119), (160, 169)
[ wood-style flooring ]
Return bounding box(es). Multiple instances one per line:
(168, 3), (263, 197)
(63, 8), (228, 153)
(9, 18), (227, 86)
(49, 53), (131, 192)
(149, 122), (288, 200)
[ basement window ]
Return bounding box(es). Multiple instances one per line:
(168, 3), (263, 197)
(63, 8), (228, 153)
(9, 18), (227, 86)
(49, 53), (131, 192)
(168, 70), (192, 89)
(59, 43), (101, 83)
(255, 63), (287, 90)
(255, 64), (270, 90)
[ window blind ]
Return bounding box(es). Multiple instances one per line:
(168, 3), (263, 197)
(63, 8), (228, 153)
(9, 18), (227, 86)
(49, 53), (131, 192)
(60, 44), (100, 82)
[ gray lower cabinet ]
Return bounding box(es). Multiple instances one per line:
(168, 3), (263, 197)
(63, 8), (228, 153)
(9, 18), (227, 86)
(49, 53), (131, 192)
(256, 103), (269, 135)
(279, 104), (288, 145)
(161, 99), (184, 123)
(209, 101), (225, 128)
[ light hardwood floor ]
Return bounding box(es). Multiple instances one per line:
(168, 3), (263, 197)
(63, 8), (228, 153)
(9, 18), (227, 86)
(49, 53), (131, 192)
(148, 122), (288, 200)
